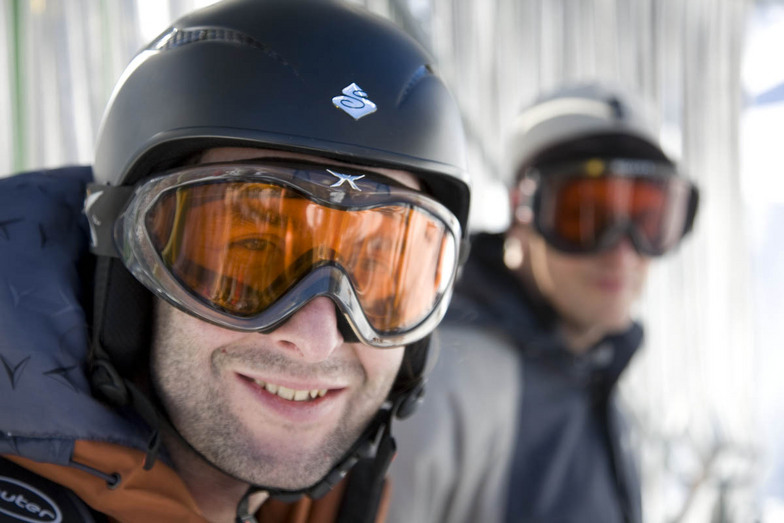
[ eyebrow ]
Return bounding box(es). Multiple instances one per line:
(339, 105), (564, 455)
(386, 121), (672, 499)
(229, 200), (294, 229)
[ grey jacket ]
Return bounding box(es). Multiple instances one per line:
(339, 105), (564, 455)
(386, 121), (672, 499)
(387, 326), (521, 523)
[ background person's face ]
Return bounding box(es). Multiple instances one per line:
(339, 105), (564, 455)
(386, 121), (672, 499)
(528, 233), (651, 336)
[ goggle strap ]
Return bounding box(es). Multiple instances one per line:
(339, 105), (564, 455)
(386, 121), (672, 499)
(683, 185), (700, 237)
(458, 238), (472, 266)
(85, 183), (135, 258)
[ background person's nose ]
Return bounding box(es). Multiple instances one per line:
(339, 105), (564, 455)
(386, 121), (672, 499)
(600, 236), (644, 267)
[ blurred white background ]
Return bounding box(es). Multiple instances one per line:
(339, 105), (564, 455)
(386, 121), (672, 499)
(1, 0), (781, 521)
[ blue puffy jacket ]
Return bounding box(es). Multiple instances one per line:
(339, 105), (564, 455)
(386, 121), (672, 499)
(0, 167), (210, 520)
(0, 167), (387, 523)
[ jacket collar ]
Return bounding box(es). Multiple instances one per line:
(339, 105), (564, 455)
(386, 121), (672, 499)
(447, 232), (643, 392)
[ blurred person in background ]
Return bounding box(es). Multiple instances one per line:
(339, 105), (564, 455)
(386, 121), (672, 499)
(389, 83), (699, 523)
(0, 0), (472, 521)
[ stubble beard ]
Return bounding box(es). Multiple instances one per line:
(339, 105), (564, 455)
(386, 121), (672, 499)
(151, 335), (393, 490)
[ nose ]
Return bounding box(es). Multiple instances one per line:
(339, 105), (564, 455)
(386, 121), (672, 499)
(267, 296), (345, 362)
(601, 237), (642, 267)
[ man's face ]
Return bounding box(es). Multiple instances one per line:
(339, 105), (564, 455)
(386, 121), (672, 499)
(150, 148), (413, 489)
(527, 232), (651, 336)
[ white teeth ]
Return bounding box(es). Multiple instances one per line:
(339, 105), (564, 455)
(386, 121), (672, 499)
(252, 379), (327, 402)
(293, 389), (309, 401)
(277, 385), (295, 400)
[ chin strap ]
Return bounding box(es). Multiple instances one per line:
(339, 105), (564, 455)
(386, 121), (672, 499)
(93, 350), (413, 523)
(90, 355), (163, 470)
(234, 402), (399, 522)
(234, 380), (424, 522)
(92, 322), (421, 523)
(333, 416), (396, 523)
(94, 353), (395, 523)
(235, 491), (258, 523)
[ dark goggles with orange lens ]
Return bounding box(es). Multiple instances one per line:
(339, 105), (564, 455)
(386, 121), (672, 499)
(524, 158), (698, 256)
(86, 163), (461, 348)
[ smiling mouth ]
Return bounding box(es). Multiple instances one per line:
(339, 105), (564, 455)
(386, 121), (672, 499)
(249, 377), (328, 402)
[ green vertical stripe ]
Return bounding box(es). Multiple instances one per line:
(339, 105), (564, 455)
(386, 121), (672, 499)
(10, 0), (25, 171)
(100, 0), (114, 104)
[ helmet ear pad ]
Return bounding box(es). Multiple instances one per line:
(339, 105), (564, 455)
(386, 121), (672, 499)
(91, 256), (154, 385)
(392, 336), (430, 419)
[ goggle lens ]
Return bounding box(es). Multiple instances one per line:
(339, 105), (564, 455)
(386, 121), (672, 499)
(537, 175), (695, 255)
(145, 181), (455, 334)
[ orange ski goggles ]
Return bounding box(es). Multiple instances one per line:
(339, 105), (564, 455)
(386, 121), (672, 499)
(524, 158), (698, 256)
(89, 162), (461, 348)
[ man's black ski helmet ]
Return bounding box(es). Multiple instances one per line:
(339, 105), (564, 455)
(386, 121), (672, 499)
(87, 1), (470, 499)
(91, 0), (470, 377)
(94, 0), (470, 226)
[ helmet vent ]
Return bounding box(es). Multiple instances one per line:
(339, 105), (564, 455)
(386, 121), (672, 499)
(397, 64), (434, 106)
(608, 97), (626, 120)
(149, 26), (298, 77)
(151, 26), (264, 51)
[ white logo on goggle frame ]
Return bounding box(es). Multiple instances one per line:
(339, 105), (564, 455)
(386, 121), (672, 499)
(332, 82), (377, 120)
(327, 169), (365, 191)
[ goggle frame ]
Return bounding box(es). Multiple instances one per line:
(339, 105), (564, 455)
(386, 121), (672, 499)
(520, 158), (699, 256)
(104, 161), (462, 348)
